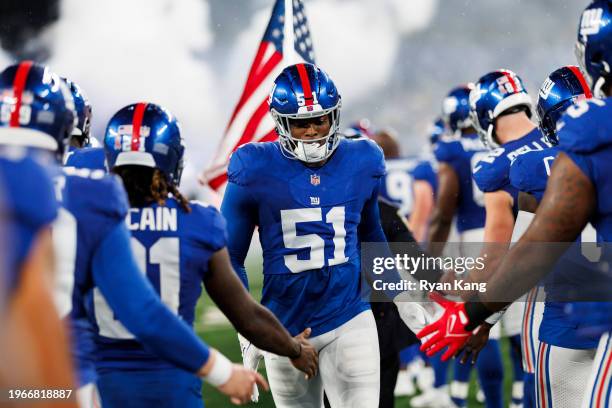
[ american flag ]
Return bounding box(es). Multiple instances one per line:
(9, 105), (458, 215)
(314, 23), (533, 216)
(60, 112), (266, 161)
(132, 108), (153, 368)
(201, 0), (315, 191)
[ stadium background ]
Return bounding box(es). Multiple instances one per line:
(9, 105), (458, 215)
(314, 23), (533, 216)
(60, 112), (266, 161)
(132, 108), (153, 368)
(0, 0), (588, 406)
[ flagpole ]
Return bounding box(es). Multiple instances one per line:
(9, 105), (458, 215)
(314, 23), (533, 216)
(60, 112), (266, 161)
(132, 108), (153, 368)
(283, 0), (296, 66)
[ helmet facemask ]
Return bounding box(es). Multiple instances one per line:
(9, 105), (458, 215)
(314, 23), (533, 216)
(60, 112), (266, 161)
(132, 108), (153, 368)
(272, 100), (342, 163)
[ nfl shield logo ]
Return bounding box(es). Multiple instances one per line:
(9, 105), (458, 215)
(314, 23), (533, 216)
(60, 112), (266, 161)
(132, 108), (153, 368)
(310, 174), (320, 186)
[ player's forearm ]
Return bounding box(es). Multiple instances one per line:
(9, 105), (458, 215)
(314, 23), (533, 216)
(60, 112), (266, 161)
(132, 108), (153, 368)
(235, 302), (301, 358)
(427, 213), (452, 257)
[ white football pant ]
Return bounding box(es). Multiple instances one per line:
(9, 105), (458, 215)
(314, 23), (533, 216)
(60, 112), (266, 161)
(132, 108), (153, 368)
(264, 310), (380, 408)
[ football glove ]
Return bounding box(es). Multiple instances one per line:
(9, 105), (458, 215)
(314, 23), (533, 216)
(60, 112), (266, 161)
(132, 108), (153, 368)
(417, 292), (472, 361)
(238, 333), (264, 402)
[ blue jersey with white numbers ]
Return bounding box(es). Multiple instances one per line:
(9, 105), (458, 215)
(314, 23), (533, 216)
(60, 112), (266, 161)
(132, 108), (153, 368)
(510, 147), (601, 349)
(473, 128), (549, 215)
(0, 149), (58, 295)
(51, 165), (129, 385)
(64, 147), (106, 171)
(434, 133), (487, 232)
(222, 139), (386, 336)
(90, 198), (226, 372)
(557, 98), (612, 334)
(378, 157), (418, 216)
(509, 147), (559, 202)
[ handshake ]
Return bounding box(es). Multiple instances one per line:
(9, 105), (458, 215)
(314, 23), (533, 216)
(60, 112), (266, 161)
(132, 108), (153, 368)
(238, 328), (318, 402)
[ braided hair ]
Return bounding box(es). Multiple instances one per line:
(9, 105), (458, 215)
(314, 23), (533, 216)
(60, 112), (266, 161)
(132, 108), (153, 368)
(113, 165), (191, 213)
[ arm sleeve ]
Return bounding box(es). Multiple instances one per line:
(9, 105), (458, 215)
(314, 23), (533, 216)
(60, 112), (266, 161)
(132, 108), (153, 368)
(93, 222), (211, 373)
(359, 185), (404, 299)
(220, 182), (257, 290)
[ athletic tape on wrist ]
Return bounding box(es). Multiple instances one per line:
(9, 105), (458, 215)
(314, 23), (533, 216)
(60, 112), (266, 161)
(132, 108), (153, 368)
(204, 352), (233, 387)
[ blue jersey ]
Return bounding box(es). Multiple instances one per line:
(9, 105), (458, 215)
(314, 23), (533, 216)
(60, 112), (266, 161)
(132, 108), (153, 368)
(64, 147), (106, 171)
(222, 139), (386, 336)
(433, 133), (487, 232)
(51, 165), (129, 385)
(557, 98), (612, 335)
(91, 198), (226, 371)
(510, 147), (601, 349)
(509, 148), (559, 202)
(473, 128), (549, 215)
(412, 159), (438, 196)
(378, 157), (418, 216)
(0, 149), (58, 294)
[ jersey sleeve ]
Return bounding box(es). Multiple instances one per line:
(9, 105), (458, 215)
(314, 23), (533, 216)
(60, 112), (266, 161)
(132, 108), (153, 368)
(412, 161), (437, 193)
(64, 171), (129, 250)
(227, 144), (256, 187)
(472, 151), (509, 193)
(562, 151), (595, 185)
(558, 99), (612, 154)
(64, 147), (107, 171)
(189, 202), (228, 252)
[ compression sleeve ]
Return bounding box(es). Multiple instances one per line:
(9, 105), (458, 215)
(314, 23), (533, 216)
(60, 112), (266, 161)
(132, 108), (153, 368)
(93, 222), (210, 373)
(220, 182), (257, 290)
(359, 187), (403, 299)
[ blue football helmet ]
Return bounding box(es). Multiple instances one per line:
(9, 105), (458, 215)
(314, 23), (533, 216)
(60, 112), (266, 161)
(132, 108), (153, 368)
(536, 66), (592, 145)
(442, 84), (473, 133)
(269, 63), (341, 163)
(0, 61), (75, 155)
(469, 69), (532, 148)
(428, 117), (446, 145)
(342, 118), (373, 139)
(104, 103), (185, 185)
(575, 0), (612, 97)
(62, 77), (92, 146)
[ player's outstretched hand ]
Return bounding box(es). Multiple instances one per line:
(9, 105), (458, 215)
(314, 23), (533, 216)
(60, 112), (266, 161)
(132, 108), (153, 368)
(458, 322), (492, 365)
(417, 292), (472, 362)
(220, 364), (269, 405)
(290, 327), (319, 379)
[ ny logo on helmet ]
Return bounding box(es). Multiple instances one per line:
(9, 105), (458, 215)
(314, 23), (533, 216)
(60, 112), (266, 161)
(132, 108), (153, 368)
(539, 78), (555, 100)
(580, 8), (603, 36)
(496, 74), (523, 96)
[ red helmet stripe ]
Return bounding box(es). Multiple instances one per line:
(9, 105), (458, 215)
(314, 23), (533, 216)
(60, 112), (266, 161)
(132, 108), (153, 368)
(568, 65), (593, 99)
(500, 70), (518, 93)
(131, 102), (147, 151)
(10, 61), (34, 127)
(296, 63), (314, 106)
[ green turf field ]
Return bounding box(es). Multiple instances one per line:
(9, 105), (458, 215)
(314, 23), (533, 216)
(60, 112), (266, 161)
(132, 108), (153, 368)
(196, 260), (516, 407)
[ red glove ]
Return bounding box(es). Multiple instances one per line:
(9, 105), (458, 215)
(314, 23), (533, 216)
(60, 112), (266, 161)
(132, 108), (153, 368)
(417, 292), (472, 361)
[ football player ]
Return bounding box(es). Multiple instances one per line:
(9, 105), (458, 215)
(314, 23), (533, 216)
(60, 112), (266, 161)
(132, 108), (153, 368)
(417, 2), (612, 406)
(373, 128), (437, 243)
(426, 84), (505, 408)
(100, 102), (318, 407)
(221, 63), (429, 408)
(0, 62), (264, 407)
(0, 142), (76, 397)
(508, 65), (599, 408)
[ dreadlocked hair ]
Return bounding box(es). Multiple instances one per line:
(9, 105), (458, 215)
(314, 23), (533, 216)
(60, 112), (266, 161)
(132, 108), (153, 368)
(113, 165), (191, 213)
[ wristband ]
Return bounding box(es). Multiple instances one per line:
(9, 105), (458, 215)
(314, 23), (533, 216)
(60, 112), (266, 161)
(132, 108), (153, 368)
(204, 352), (233, 387)
(464, 300), (493, 331)
(485, 310), (504, 326)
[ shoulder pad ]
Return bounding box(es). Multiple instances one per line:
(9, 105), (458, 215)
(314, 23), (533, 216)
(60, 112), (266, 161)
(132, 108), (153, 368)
(558, 98), (612, 154)
(509, 150), (555, 195)
(472, 148), (508, 192)
(342, 138), (385, 177)
(0, 155), (58, 229)
(62, 168), (128, 224)
(64, 147), (106, 171)
(433, 140), (462, 163)
(227, 142), (277, 186)
(188, 201), (227, 251)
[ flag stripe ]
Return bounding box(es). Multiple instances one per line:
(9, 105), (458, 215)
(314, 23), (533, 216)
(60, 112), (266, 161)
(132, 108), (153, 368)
(10, 61), (34, 127)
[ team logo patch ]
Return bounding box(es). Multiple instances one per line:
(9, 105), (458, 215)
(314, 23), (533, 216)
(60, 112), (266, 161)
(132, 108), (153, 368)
(310, 174), (320, 186)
